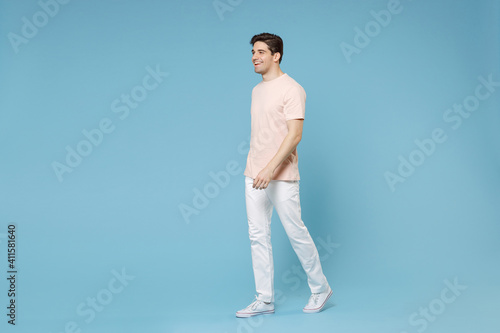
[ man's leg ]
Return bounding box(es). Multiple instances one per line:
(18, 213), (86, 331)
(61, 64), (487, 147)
(245, 176), (275, 303)
(266, 180), (329, 294)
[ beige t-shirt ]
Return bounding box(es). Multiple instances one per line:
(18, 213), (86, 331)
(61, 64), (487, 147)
(244, 73), (306, 181)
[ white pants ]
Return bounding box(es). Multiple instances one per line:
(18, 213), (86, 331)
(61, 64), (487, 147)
(245, 176), (329, 303)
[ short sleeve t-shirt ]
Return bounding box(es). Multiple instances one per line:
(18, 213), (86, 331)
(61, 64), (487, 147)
(244, 73), (306, 181)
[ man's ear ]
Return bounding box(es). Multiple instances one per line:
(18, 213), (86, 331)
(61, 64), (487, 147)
(273, 52), (281, 63)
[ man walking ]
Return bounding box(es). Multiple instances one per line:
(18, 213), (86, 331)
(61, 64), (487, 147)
(236, 33), (332, 318)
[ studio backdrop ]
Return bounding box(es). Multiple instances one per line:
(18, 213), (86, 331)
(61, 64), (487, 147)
(0, 0), (499, 332)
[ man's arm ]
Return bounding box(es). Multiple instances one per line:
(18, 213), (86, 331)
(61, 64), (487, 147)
(253, 119), (303, 189)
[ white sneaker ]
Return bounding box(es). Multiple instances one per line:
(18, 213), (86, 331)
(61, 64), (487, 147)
(303, 287), (332, 313)
(236, 296), (275, 318)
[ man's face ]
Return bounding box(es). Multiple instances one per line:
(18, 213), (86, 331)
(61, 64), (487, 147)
(251, 41), (278, 74)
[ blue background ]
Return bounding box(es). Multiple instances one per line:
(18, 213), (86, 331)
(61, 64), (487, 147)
(1, 0), (499, 332)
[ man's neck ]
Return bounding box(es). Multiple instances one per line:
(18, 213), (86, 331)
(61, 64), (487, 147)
(262, 67), (285, 82)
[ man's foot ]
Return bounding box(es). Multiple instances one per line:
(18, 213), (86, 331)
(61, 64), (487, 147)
(303, 286), (332, 313)
(236, 296), (275, 318)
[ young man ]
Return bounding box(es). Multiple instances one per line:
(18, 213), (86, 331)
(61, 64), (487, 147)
(236, 33), (332, 318)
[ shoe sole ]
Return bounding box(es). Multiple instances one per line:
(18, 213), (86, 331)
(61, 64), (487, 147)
(303, 289), (333, 313)
(236, 309), (275, 318)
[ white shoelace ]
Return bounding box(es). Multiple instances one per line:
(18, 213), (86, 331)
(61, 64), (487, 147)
(309, 293), (320, 305)
(249, 296), (262, 310)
